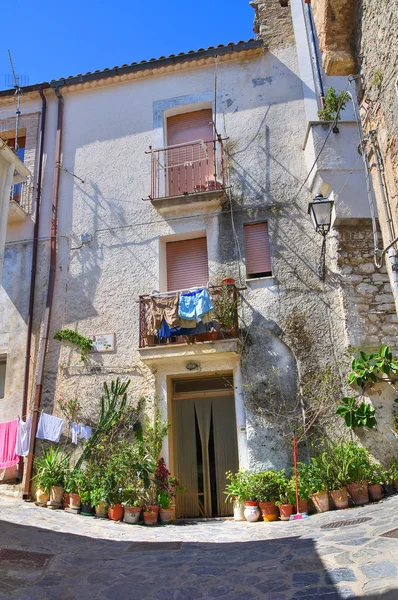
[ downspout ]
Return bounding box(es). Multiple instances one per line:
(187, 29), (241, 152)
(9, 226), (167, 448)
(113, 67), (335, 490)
(368, 131), (398, 302)
(305, 2), (325, 108)
(21, 87), (47, 421)
(23, 88), (64, 500)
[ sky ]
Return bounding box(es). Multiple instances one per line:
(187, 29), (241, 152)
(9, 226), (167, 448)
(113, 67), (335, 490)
(0, 1), (254, 90)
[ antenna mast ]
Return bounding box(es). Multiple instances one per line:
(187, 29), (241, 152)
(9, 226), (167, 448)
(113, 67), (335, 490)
(8, 50), (21, 152)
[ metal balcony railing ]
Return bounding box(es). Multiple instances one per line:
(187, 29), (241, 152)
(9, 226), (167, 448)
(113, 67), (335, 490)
(10, 177), (34, 213)
(146, 138), (226, 200)
(139, 284), (239, 348)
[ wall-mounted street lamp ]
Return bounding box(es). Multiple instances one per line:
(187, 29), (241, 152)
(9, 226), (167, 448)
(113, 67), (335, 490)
(307, 193), (334, 281)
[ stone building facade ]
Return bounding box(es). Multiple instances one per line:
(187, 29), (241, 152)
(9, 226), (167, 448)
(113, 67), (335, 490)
(0, 0), (396, 508)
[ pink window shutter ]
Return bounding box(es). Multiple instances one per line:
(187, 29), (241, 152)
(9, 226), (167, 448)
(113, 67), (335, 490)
(244, 222), (272, 276)
(166, 238), (209, 291)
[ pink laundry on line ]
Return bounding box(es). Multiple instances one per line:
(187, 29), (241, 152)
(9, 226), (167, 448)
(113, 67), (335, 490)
(0, 419), (19, 469)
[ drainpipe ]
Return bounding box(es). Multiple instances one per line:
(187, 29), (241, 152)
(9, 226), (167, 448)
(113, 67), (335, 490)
(368, 131), (398, 302)
(23, 88), (64, 500)
(305, 2), (325, 108)
(21, 88), (47, 422)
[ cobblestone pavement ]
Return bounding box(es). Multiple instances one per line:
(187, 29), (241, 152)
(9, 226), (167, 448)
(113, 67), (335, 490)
(0, 495), (398, 599)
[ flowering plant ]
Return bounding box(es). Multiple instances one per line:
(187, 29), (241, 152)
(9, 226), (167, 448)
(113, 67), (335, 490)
(154, 458), (183, 506)
(58, 397), (81, 422)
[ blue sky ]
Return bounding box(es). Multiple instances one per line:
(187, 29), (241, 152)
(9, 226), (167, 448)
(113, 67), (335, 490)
(0, 1), (254, 90)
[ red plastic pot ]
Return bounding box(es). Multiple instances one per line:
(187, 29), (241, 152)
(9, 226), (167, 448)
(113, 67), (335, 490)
(348, 481), (369, 505)
(108, 503), (124, 521)
(279, 504), (293, 521)
(258, 501), (278, 522)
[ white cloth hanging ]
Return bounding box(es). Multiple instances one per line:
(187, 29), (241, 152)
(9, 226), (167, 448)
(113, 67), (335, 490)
(36, 413), (64, 443)
(15, 415), (32, 457)
(71, 422), (80, 445)
(71, 422), (93, 444)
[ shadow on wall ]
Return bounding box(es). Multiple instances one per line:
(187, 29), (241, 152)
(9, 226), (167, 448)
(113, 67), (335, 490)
(240, 307), (299, 472)
(1, 518), (393, 599)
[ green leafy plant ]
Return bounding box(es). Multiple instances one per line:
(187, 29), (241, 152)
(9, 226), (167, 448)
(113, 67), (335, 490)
(277, 478), (296, 506)
(348, 345), (398, 389)
(58, 397), (81, 422)
(336, 397), (377, 429)
(246, 470), (287, 503)
(387, 458), (398, 482)
(64, 469), (84, 494)
(33, 446), (70, 492)
(54, 329), (94, 361)
(344, 443), (372, 484)
(157, 491), (173, 509)
(224, 470), (252, 503)
(211, 285), (237, 330)
(318, 87), (350, 122)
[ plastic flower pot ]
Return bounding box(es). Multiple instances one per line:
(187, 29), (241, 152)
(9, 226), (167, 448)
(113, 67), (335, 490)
(311, 491), (330, 513)
(258, 501), (278, 522)
(159, 508), (174, 524)
(244, 501), (260, 522)
(123, 506), (141, 524)
(297, 499), (309, 514)
(279, 504), (293, 521)
(50, 486), (64, 504)
(143, 510), (158, 525)
(36, 488), (49, 505)
(108, 503), (124, 521)
(382, 483), (395, 496)
(368, 484), (383, 501)
(63, 493), (70, 509)
(81, 503), (95, 516)
(222, 278), (235, 285)
(233, 498), (245, 521)
(329, 487), (349, 510)
(95, 501), (108, 518)
(347, 481), (369, 505)
(69, 493), (81, 509)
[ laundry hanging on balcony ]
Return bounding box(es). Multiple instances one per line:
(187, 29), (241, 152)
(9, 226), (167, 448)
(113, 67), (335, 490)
(71, 422), (93, 445)
(149, 295), (180, 332)
(15, 414), (32, 457)
(36, 412), (64, 443)
(178, 288), (213, 323)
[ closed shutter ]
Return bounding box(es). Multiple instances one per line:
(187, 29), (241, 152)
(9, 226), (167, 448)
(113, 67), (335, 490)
(166, 237), (209, 291)
(244, 222), (272, 277)
(167, 109), (213, 146)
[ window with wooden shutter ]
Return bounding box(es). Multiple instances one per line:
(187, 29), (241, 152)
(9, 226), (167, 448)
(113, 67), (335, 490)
(244, 222), (272, 278)
(166, 237), (209, 291)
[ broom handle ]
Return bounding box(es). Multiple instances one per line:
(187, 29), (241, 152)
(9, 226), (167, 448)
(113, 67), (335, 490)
(294, 434), (300, 511)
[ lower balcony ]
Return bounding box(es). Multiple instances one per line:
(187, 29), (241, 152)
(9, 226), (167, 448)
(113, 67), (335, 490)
(8, 180), (33, 224)
(138, 284), (241, 361)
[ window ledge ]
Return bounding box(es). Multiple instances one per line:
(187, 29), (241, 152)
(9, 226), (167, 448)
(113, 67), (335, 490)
(245, 276), (277, 289)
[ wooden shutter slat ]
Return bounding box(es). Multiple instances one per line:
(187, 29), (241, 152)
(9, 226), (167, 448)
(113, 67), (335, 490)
(244, 222), (272, 276)
(167, 109), (213, 145)
(167, 237), (209, 291)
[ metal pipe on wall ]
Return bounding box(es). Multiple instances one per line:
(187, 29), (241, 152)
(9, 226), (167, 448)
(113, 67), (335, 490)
(23, 88), (64, 500)
(305, 2), (325, 108)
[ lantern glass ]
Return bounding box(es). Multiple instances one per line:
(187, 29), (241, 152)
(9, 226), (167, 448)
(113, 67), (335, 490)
(308, 197), (334, 235)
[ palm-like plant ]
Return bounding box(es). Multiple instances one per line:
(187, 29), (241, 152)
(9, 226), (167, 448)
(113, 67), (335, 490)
(33, 446), (70, 492)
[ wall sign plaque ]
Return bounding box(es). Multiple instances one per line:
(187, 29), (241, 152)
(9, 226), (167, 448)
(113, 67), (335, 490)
(91, 333), (115, 353)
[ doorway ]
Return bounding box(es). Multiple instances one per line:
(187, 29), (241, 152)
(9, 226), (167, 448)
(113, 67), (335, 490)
(171, 376), (239, 518)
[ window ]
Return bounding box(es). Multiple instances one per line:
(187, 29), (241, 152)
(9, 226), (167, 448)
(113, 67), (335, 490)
(1, 136), (26, 204)
(166, 109), (214, 196)
(0, 357), (6, 399)
(166, 237), (209, 291)
(244, 222), (272, 279)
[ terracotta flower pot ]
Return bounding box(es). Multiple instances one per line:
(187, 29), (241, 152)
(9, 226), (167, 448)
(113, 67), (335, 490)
(146, 505), (159, 515)
(258, 501), (278, 522)
(69, 493), (81, 509)
(123, 506), (141, 524)
(159, 508), (174, 524)
(95, 501), (108, 517)
(36, 488), (50, 505)
(347, 481), (369, 505)
(311, 491), (330, 513)
(329, 487), (349, 510)
(50, 486), (64, 504)
(279, 504), (293, 521)
(63, 493), (70, 509)
(222, 278), (235, 285)
(368, 484), (383, 501)
(108, 503), (124, 521)
(297, 499), (309, 514)
(393, 480), (398, 492)
(143, 510), (158, 525)
(244, 501), (260, 522)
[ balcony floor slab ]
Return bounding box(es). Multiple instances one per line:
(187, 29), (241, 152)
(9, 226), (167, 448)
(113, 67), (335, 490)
(150, 189), (226, 214)
(138, 338), (241, 364)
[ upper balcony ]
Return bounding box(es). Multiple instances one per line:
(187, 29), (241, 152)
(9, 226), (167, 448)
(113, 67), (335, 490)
(8, 178), (33, 224)
(146, 138), (227, 214)
(138, 284), (241, 362)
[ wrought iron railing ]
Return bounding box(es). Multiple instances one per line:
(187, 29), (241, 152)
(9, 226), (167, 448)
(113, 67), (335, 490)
(139, 285), (239, 348)
(146, 138), (226, 200)
(9, 177), (34, 213)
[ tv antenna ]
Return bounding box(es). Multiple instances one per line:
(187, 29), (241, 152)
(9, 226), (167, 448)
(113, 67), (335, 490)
(8, 49), (21, 152)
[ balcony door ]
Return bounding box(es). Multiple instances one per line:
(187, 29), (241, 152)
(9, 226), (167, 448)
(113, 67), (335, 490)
(166, 109), (214, 197)
(171, 376), (239, 518)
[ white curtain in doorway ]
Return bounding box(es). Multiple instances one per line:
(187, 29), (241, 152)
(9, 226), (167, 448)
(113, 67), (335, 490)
(212, 396), (239, 517)
(194, 398), (212, 517)
(173, 398), (199, 517)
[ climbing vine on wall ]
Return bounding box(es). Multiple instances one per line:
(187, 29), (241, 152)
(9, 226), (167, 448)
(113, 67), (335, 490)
(54, 329), (94, 362)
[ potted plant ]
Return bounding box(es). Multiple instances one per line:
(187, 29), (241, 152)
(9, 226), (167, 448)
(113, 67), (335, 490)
(143, 508), (158, 526)
(345, 443), (371, 505)
(381, 467), (395, 496)
(122, 485), (142, 524)
(306, 455), (331, 513)
(106, 487), (124, 521)
(294, 464), (312, 514)
(221, 277), (235, 286)
(33, 446), (70, 507)
(326, 442), (353, 510)
(249, 470), (285, 521)
(64, 469), (84, 510)
(367, 463), (384, 502)
(158, 492), (174, 524)
(225, 470), (249, 521)
(154, 458), (183, 523)
(388, 458), (398, 491)
(211, 286), (237, 337)
(276, 478), (296, 521)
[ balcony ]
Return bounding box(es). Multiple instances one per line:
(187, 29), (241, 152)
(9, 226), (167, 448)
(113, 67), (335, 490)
(146, 138), (227, 214)
(138, 284), (241, 362)
(8, 178), (33, 224)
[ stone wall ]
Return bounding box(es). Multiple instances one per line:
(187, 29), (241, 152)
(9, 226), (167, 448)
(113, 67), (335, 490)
(251, 0), (295, 49)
